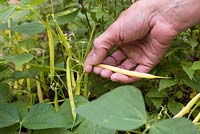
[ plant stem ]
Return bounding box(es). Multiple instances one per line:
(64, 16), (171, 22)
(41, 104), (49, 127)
(174, 92), (200, 118)
(121, 0), (124, 9)
(8, 18), (12, 47)
(142, 124), (150, 134)
(54, 88), (59, 111)
(40, 71), (48, 97)
(71, 70), (76, 90)
(36, 77), (43, 103)
(84, 24), (96, 59)
(50, 0), (54, 15)
(83, 73), (89, 98)
(28, 63), (66, 72)
(101, 0), (104, 31)
(80, 3), (91, 29)
(26, 65), (32, 104)
(188, 101), (200, 119)
(18, 122), (22, 134)
(114, 0), (117, 18)
(75, 72), (81, 95)
(193, 112), (200, 124)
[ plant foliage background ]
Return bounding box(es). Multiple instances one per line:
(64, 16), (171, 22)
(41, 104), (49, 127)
(0, 0), (199, 134)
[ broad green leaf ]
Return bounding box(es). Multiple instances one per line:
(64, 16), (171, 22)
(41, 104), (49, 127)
(190, 38), (198, 50)
(192, 61), (200, 70)
(168, 100), (183, 115)
(159, 79), (177, 91)
(151, 98), (163, 110)
(0, 83), (10, 103)
(146, 90), (166, 110)
(33, 128), (74, 134)
(4, 54), (34, 69)
(0, 104), (19, 128)
(76, 85), (147, 131)
(63, 0), (73, 7)
(0, 7), (16, 23)
(149, 118), (198, 134)
(13, 69), (39, 80)
(56, 9), (79, 25)
(0, 123), (19, 134)
(22, 103), (66, 129)
(14, 101), (28, 120)
(0, 0), (7, 4)
(0, 65), (11, 81)
(147, 90), (167, 98)
(11, 22), (46, 35)
(59, 96), (88, 129)
(181, 76), (200, 92)
(28, 0), (46, 5)
(166, 39), (188, 57)
(181, 62), (195, 80)
(76, 120), (116, 134)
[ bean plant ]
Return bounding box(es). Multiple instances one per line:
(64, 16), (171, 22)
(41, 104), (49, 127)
(0, 0), (199, 134)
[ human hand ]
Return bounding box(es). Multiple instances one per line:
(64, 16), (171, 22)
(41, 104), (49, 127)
(84, 0), (200, 83)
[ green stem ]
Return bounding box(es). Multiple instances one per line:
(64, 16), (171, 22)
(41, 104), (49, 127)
(36, 77), (44, 103)
(188, 101), (200, 119)
(75, 71), (85, 96)
(26, 65), (32, 105)
(114, 0), (117, 18)
(142, 124), (150, 134)
(193, 112), (200, 124)
(83, 73), (88, 98)
(28, 63), (66, 72)
(40, 71), (48, 97)
(50, 0), (54, 15)
(8, 18), (12, 47)
(84, 24), (96, 59)
(18, 122), (22, 134)
(80, 3), (91, 29)
(54, 88), (59, 111)
(101, 0), (104, 31)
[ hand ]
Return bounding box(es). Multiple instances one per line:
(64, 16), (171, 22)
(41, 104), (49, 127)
(84, 0), (200, 83)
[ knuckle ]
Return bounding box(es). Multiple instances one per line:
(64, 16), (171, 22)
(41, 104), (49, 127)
(93, 37), (102, 48)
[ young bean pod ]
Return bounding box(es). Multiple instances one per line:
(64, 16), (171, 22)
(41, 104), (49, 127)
(97, 64), (169, 79)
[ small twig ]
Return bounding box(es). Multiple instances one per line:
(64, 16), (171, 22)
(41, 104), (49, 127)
(36, 76), (44, 103)
(79, 1), (91, 29)
(174, 92), (200, 118)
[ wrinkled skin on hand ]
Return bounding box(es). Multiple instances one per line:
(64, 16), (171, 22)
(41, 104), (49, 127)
(84, 0), (200, 83)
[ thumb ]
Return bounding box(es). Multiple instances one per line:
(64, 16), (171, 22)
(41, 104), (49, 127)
(84, 24), (118, 72)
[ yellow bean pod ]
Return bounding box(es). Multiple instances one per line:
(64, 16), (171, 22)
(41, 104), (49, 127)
(97, 64), (169, 79)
